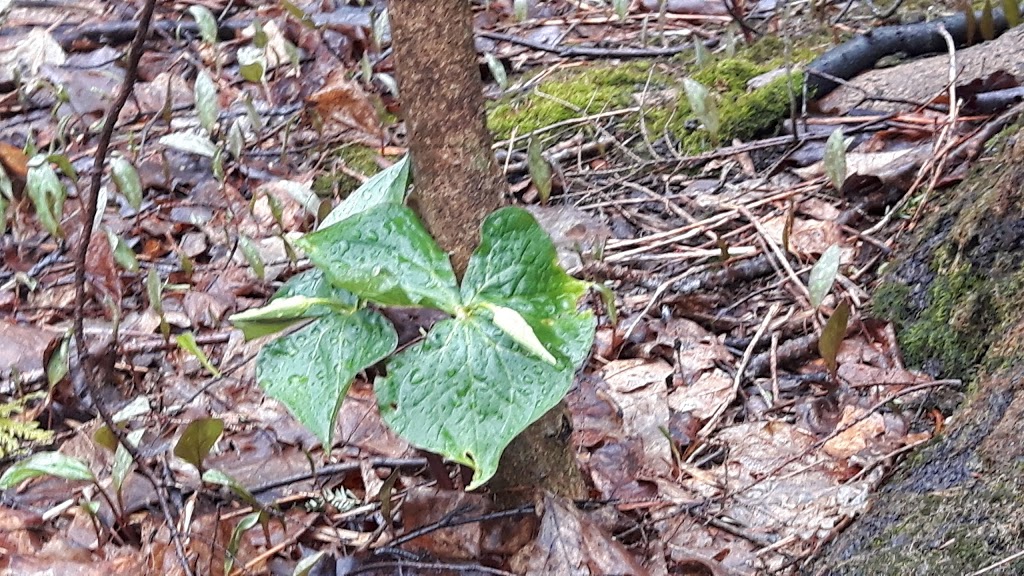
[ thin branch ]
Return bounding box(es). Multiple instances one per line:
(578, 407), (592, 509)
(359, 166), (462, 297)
(478, 29), (698, 58)
(70, 0), (193, 573)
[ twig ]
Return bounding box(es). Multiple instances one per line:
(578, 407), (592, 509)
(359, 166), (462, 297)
(966, 548), (1024, 575)
(938, 25), (958, 126)
(477, 29), (697, 58)
(124, 457), (429, 516)
(735, 205), (812, 307)
(69, 0), (193, 573)
(605, 184), (808, 255)
(491, 107), (638, 151)
(906, 25), (961, 229)
(500, 135), (617, 174)
(744, 331), (820, 379)
(349, 559), (516, 576)
(699, 303), (781, 437)
(385, 505), (534, 549)
(863, 28), (963, 236)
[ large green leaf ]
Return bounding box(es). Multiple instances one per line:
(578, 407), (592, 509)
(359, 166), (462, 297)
(257, 309), (397, 447)
(230, 269), (357, 339)
(296, 203), (462, 313)
(376, 316), (577, 489)
(273, 268), (358, 306)
(462, 206), (595, 366)
(482, 303), (556, 365)
(319, 155), (410, 229)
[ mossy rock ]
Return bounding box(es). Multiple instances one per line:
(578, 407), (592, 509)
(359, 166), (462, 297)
(486, 62), (661, 141)
(811, 125), (1024, 575)
(672, 60), (804, 154)
(870, 128), (1024, 378)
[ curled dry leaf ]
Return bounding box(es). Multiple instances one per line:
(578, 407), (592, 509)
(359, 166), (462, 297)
(308, 69), (383, 145)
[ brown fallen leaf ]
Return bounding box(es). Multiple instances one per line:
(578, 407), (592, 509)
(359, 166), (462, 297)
(0, 321), (60, 379)
(307, 69), (383, 145)
(822, 405), (886, 460)
(511, 494), (650, 576)
(0, 141), (29, 197)
(402, 485), (490, 560)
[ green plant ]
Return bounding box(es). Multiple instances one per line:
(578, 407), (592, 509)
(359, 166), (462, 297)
(0, 393), (54, 459)
(682, 77), (721, 146)
(824, 127), (848, 192)
(230, 156), (597, 489)
(2, 411), (236, 535)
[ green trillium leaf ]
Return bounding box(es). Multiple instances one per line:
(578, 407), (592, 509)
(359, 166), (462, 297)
(482, 302), (556, 365)
(230, 269), (357, 340)
(0, 451), (95, 489)
(296, 203), (462, 313)
(257, 309), (397, 447)
(377, 316), (578, 490)
(462, 206), (595, 367)
(319, 155), (410, 229)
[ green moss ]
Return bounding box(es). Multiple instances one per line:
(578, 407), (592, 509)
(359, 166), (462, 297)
(739, 34), (823, 67)
(826, 476), (1024, 575)
(671, 61), (803, 154)
(870, 128), (1024, 378)
(312, 145), (385, 199)
(898, 265), (991, 376)
(486, 63), (660, 140)
(981, 271), (1024, 372)
(692, 58), (763, 92)
(486, 41), (817, 155)
(872, 259), (1024, 379)
(872, 281), (914, 326)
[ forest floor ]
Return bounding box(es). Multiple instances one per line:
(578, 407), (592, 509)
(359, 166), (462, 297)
(0, 0), (1017, 574)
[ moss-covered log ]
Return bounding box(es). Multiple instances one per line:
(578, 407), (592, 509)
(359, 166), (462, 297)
(807, 128), (1024, 575)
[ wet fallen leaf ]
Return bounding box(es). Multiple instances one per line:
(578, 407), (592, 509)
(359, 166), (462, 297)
(308, 68), (383, 145)
(667, 370), (734, 420)
(762, 215), (845, 259)
(402, 486), (490, 559)
(0, 321), (59, 378)
(602, 359), (673, 475)
(822, 406), (886, 460)
(511, 494), (649, 575)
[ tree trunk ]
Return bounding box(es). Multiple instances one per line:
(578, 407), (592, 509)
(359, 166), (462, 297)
(806, 127), (1024, 574)
(387, 0), (586, 501)
(388, 0), (505, 275)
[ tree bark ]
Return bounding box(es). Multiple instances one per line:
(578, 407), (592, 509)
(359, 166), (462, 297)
(388, 0), (505, 275)
(387, 0), (586, 501)
(806, 127), (1024, 574)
